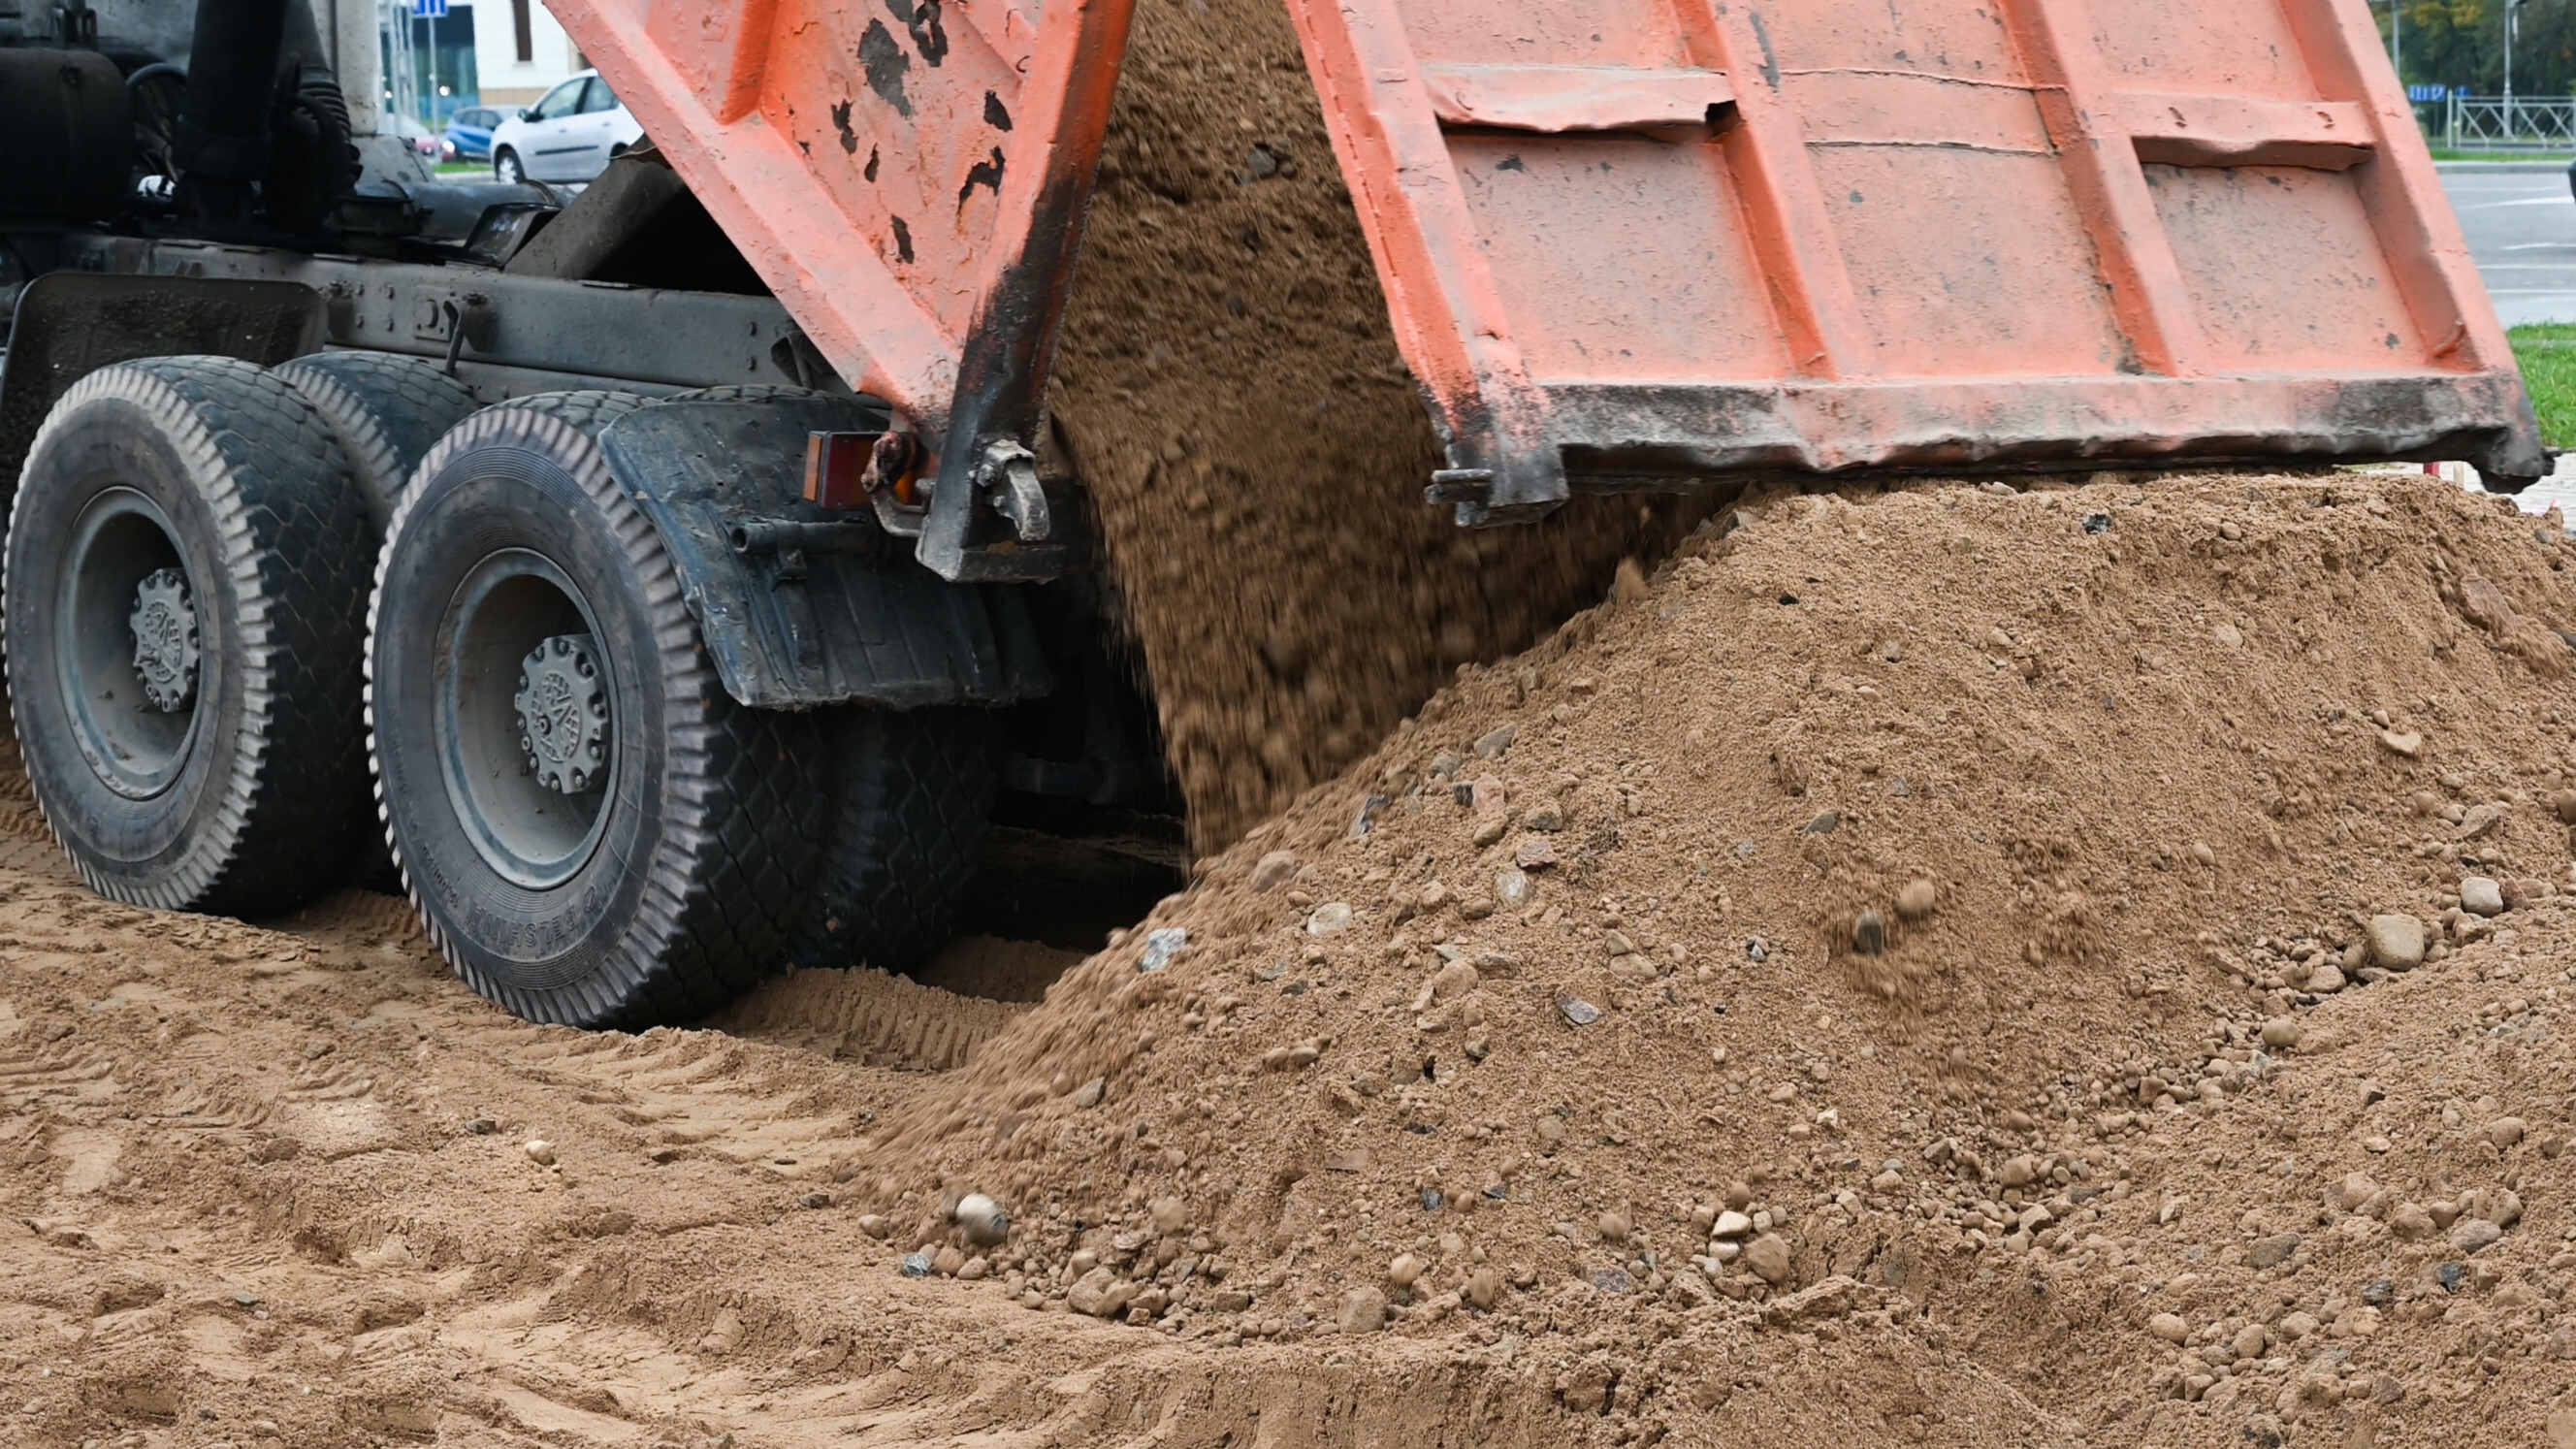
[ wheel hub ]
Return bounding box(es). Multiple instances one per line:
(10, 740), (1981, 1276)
(129, 566), (199, 713)
(514, 633), (609, 794)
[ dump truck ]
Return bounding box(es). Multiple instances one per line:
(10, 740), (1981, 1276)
(0, 0), (2545, 1029)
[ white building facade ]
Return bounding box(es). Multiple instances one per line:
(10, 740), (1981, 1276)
(469, 0), (584, 109)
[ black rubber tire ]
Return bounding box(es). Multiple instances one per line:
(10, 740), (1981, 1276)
(788, 706), (998, 973)
(270, 353), (483, 892)
(3, 357), (375, 916)
(493, 388), (654, 435)
(494, 148), (523, 185)
(273, 352), (480, 531)
(368, 394), (826, 1028)
(629, 383), (982, 973)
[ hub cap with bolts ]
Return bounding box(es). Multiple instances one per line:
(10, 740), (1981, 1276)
(129, 567), (199, 713)
(514, 634), (609, 794)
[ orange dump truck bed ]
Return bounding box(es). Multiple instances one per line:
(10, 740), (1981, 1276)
(561, 0), (2544, 574)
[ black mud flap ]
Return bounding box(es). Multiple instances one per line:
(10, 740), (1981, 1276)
(596, 396), (1052, 711)
(0, 272), (326, 506)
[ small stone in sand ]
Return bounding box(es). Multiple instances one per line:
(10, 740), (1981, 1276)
(1249, 851), (1301, 893)
(1137, 928), (1187, 973)
(954, 1193), (1011, 1247)
(1852, 910), (1885, 955)
(1068, 1268), (1134, 1319)
(1742, 1234), (1792, 1285)
(2461, 877), (2506, 918)
(2368, 915), (2427, 970)
(2451, 1219), (2504, 1255)
(1337, 1287), (1387, 1335)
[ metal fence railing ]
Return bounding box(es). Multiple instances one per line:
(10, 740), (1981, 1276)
(2441, 95), (2576, 152)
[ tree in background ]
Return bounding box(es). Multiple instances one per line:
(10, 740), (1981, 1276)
(2388, 0), (2576, 94)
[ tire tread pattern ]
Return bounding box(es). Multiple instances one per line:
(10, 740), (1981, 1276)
(788, 707), (996, 972)
(370, 389), (826, 1028)
(272, 352), (480, 530)
(6, 356), (374, 915)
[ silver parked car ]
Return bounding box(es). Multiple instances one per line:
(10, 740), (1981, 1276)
(489, 70), (644, 184)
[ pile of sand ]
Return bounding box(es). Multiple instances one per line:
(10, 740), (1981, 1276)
(16, 470), (2576, 1447)
(847, 469), (2576, 1443)
(1050, 0), (1706, 852)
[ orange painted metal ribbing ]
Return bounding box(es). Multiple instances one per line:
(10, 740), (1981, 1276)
(560, 0), (2545, 565)
(1278, 0), (2546, 515)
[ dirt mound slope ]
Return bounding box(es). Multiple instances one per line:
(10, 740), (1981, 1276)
(1051, 0), (1707, 853)
(862, 470), (2576, 1443)
(13, 470), (2576, 1448)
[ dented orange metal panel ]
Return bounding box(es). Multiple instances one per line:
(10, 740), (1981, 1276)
(562, 0), (2544, 569)
(557, 0), (1131, 578)
(1280, 0), (2547, 515)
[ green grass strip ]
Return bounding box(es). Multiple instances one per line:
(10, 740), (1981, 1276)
(2513, 325), (2576, 449)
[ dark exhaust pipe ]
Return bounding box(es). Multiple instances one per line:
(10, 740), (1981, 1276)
(174, 0), (291, 184)
(173, 0), (358, 234)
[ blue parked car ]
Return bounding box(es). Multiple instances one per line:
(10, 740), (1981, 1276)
(442, 107), (505, 164)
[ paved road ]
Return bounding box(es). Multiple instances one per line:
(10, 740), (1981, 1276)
(2436, 167), (2576, 508)
(2442, 166), (2576, 327)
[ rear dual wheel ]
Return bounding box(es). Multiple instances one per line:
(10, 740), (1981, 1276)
(3, 358), (377, 913)
(371, 395), (1002, 1025)
(9, 362), (999, 1026)
(5, 351), (485, 913)
(369, 396), (842, 1026)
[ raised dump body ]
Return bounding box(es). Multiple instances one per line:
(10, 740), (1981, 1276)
(562, 0), (2544, 557)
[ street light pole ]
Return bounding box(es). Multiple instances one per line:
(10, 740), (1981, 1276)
(2505, 0), (2520, 135)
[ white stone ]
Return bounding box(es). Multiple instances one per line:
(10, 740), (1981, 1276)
(2462, 877), (2506, 918)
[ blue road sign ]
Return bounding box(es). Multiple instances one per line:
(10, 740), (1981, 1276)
(412, 0), (448, 16)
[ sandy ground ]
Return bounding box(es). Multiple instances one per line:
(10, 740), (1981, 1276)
(13, 473), (2576, 1448)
